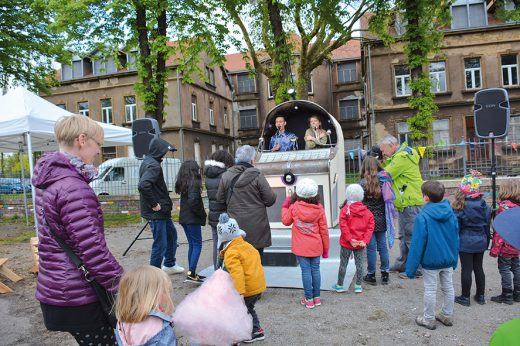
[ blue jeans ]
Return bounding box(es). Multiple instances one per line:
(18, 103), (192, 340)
(149, 219), (178, 268)
(182, 224), (202, 273)
(297, 256), (321, 300)
(367, 231), (390, 274)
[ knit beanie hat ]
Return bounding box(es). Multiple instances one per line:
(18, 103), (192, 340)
(217, 213), (246, 249)
(346, 184), (364, 203)
(460, 171), (482, 196)
(295, 178), (318, 198)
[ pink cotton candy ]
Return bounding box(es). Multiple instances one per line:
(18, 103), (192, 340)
(173, 269), (253, 345)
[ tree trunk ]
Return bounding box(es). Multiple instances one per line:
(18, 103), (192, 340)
(405, 0), (423, 99)
(154, 8), (167, 127)
(266, 0), (291, 103)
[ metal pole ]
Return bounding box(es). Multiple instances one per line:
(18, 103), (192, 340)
(19, 145), (29, 225)
(368, 44), (376, 145)
(491, 137), (497, 212)
(462, 136), (467, 176)
(26, 132), (39, 233)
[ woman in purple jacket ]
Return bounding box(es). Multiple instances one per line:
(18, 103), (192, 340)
(32, 115), (123, 345)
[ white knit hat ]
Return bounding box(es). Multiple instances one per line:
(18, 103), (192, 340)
(217, 213), (246, 248)
(346, 184), (364, 202)
(295, 178), (318, 198)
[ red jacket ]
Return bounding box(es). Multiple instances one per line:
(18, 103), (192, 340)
(281, 201), (329, 257)
(490, 200), (520, 258)
(339, 202), (375, 249)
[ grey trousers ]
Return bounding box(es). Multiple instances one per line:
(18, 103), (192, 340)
(498, 256), (520, 290)
(337, 247), (366, 286)
(392, 205), (422, 272)
(423, 268), (455, 321)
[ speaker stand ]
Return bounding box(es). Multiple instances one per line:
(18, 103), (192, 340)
(491, 137), (497, 217)
(122, 221), (151, 256)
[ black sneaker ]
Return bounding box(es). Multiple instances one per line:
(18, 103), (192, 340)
(242, 329), (265, 343)
(381, 271), (389, 285)
(184, 271), (204, 284)
(455, 295), (470, 307)
(473, 294), (486, 305)
(415, 270), (423, 277)
(363, 273), (377, 286)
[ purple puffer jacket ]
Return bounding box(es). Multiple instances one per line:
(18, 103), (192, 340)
(32, 152), (123, 306)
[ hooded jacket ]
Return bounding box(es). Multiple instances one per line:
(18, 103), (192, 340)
(490, 200), (520, 258)
(204, 160), (227, 227)
(32, 152), (123, 306)
(455, 196), (491, 253)
(220, 236), (266, 297)
(382, 142), (423, 211)
(138, 138), (173, 220)
(339, 202), (375, 249)
(406, 200), (459, 278)
(281, 200), (330, 257)
(216, 163), (276, 249)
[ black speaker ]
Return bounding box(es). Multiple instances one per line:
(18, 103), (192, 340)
(132, 118), (161, 158)
(474, 88), (510, 139)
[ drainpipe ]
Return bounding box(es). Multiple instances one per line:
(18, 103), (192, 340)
(368, 44), (376, 146)
(177, 69), (185, 161)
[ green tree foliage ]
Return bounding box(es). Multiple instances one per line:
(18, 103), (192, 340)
(0, 0), (66, 92)
(495, 0), (520, 21)
(48, 0), (229, 127)
(370, 0), (453, 141)
(217, 0), (387, 103)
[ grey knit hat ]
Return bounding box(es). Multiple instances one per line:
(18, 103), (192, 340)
(217, 213), (246, 248)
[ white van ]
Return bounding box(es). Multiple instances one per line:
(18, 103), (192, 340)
(90, 157), (181, 196)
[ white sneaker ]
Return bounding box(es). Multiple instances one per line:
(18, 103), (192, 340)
(162, 264), (184, 274)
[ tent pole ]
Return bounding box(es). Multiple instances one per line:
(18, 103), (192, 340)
(26, 132), (38, 234)
(19, 143), (29, 225)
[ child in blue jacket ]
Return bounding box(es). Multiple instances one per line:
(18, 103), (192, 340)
(405, 180), (459, 330)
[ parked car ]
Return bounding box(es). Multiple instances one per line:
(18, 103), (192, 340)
(0, 178), (31, 194)
(89, 157), (181, 196)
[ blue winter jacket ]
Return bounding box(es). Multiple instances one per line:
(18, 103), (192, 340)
(406, 199), (459, 278)
(455, 197), (491, 253)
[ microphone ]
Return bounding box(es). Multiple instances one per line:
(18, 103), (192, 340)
(326, 130), (332, 146)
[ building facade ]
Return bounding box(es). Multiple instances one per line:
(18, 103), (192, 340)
(224, 39), (367, 149)
(362, 0), (520, 151)
(43, 51), (235, 166)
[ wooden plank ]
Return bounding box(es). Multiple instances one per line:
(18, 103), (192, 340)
(30, 237), (39, 274)
(0, 265), (22, 283)
(0, 281), (13, 294)
(0, 258), (7, 267)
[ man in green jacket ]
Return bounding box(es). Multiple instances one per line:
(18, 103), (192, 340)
(379, 135), (424, 275)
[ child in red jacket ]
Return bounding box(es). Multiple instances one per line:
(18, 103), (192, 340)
(282, 178), (329, 309)
(490, 179), (520, 304)
(333, 184), (375, 294)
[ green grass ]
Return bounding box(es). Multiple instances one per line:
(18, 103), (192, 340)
(0, 231), (34, 246)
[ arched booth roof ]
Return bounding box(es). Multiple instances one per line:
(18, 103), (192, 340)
(260, 100), (340, 151)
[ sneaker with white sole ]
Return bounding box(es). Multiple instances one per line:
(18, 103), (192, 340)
(354, 284), (363, 293)
(162, 264), (184, 274)
(184, 271), (204, 284)
(332, 284), (346, 293)
(313, 297), (321, 306)
(300, 296), (315, 309)
(242, 328), (265, 343)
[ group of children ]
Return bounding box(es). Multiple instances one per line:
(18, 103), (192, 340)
(111, 169), (519, 345)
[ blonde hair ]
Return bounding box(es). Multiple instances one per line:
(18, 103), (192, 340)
(115, 266), (174, 323)
(451, 189), (466, 211)
(54, 115), (104, 147)
(498, 179), (520, 203)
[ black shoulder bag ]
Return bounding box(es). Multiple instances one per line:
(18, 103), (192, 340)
(225, 171), (244, 209)
(44, 217), (117, 328)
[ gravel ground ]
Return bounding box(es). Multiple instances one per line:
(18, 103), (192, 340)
(1, 223), (519, 346)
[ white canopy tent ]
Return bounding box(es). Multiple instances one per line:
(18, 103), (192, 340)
(0, 87), (133, 229)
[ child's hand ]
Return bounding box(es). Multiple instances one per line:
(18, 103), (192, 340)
(322, 250), (329, 259)
(358, 241), (366, 248)
(282, 196), (292, 209)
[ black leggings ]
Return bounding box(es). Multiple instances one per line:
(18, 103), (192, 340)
(70, 325), (116, 346)
(459, 251), (485, 297)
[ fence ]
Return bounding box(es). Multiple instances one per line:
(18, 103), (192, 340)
(345, 138), (520, 181)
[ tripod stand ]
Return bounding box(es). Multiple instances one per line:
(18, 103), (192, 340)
(123, 221), (152, 256)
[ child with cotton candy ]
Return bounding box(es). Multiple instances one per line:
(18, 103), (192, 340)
(214, 212), (267, 343)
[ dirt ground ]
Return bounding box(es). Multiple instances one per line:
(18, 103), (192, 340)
(1, 223), (519, 346)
